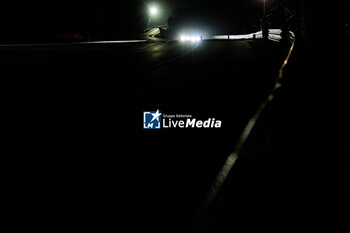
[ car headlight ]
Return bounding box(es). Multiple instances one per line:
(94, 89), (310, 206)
(180, 35), (201, 42)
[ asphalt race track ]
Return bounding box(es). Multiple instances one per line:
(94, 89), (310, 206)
(2, 39), (296, 230)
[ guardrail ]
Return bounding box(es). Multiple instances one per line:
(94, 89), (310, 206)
(209, 29), (288, 42)
(193, 30), (296, 233)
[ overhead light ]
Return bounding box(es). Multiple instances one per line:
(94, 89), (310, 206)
(149, 6), (158, 16)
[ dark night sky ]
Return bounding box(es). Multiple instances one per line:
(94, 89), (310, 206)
(0, 0), (261, 42)
(0, 1), (348, 42)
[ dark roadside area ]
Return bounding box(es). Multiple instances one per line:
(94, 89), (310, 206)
(200, 36), (349, 232)
(2, 39), (293, 230)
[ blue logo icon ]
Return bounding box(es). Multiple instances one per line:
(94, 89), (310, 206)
(143, 110), (162, 129)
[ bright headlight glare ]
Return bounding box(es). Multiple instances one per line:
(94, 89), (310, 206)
(192, 36), (201, 42)
(180, 35), (201, 42)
